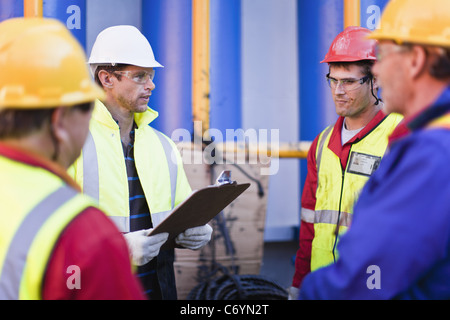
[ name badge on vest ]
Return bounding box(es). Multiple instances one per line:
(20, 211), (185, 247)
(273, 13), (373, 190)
(347, 151), (381, 177)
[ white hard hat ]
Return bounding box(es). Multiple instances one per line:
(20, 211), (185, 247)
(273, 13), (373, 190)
(88, 25), (163, 70)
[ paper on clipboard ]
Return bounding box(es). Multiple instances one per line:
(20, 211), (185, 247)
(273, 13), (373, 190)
(148, 173), (250, 249)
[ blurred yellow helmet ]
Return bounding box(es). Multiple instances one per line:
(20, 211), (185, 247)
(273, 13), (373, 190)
(368, 0), (450, 47)
(0, 17), (105, 109)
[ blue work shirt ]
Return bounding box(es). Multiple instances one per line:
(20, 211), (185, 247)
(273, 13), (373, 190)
(299, 86), (450, 300)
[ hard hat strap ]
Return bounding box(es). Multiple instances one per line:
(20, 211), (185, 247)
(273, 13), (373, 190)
(370, 78), (381, 106)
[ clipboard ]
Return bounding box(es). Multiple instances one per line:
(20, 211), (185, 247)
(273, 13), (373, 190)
(148, 171), (250, 249)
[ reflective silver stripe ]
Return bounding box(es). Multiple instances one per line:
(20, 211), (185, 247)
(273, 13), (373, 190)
(152, 128), (178, 209)
(82, 127), (179, 232)
(300, 208), (315, 223)
(314, 209), (352, 227)
(315, 126), (333, 174)
(338, 211), (352, 228)
(109, 216), (129, 233)
(82, 131), (99, 202)
(149, 210), (171, 228)
(301, 208), (352, 227)
(0, 186), (77, 299)
(110, 209), (171, 232)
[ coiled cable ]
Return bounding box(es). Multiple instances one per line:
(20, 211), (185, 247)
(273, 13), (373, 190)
(186, 163), (288, 300)
(187, 265), (288, 300)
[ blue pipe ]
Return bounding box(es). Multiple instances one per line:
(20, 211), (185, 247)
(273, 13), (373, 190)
(142, 0), (193, 137)
(298, 0), (343, 142)
(210, 0), (242, 139)
(43, 0), (87, 49)
(0, 0), (23, 22)
(298, 0), (343, 187)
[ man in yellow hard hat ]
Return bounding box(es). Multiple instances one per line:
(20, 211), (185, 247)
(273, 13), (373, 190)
(69, 25), (212, 300)
(299, 0), (450, 299)
(0, 17), (145, 300)
(289, 26), (402, 299)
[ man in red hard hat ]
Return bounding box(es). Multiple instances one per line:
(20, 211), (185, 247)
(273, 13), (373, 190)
(298, 0), (450, 300)
(289, 26), (402, 299)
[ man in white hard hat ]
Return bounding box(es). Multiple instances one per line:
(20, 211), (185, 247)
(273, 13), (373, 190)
(69, 25), (212, 300)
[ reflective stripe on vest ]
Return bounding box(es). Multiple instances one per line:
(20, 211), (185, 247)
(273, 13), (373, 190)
(315, 125), (333, 176)
(301, 208), (351, 227)
(82, 127), (178, 232)
(83, 131), (99, 201)
(0, 186), (76, 299)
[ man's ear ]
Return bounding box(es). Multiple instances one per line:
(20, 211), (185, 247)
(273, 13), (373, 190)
(409, 45), (428, 79)
(98, 70), (114, 88)
(50, 107), (70, 144)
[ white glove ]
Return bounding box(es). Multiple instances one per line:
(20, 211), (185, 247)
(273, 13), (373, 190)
(288, 286), (300, 300)
(123, 229), (169, 266)
(175, 224), (213, 250)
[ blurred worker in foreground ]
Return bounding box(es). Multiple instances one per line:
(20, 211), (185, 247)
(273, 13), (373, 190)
(299, 0), (450, 299)
(289, 26), (402, 299)
(0, 18), (145, 300)
(69, 25), (212, 300)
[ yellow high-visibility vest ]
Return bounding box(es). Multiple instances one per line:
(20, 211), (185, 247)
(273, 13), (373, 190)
(69, 100), (192, 232)
(0, 156), (94, 300)
(310, 113), (402, 271)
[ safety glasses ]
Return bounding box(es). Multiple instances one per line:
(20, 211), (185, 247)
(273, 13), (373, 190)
(326, 74), (371, 91)
(113, 70), (155, 84)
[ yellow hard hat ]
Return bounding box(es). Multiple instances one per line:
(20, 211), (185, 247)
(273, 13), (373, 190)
(0, 17), (105, 109)
(368, 0), (450, 47)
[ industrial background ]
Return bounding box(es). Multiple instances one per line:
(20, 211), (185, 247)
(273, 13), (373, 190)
(0, 0), (391, 298)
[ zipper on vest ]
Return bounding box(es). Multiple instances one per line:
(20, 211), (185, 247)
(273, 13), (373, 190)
(332, 160), (346, 263)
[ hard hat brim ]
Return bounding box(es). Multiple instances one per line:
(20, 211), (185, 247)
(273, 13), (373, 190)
(320, 55), (377, 64)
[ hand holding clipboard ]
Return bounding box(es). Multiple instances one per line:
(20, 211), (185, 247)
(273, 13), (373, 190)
(148, 171), (250, 249)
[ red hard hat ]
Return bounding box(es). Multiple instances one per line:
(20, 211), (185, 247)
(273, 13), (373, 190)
(321, 26), (377, 63)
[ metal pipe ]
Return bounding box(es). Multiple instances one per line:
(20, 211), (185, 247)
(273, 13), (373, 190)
(187, 141), (311, 159)
(216, 141), (312, 159)
(142, 0), (192, 136)
(210, 0), (241, 138)
(24, 0), (42, 17)
(344, 0), (360, 27)
(192, 0), (211, 140)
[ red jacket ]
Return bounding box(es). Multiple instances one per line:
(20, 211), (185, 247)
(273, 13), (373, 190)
(292, 111), (389, 288)
(0, 143), (145, 300)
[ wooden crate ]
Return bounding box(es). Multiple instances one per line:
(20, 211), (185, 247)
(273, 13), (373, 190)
(174, 142), (270, 299)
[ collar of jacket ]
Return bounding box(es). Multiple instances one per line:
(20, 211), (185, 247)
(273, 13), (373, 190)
(0, 142), (81, 191)
(389, 85), (450, 144)
(91, 99), (159, 129)
(327, 110), (388, 168)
